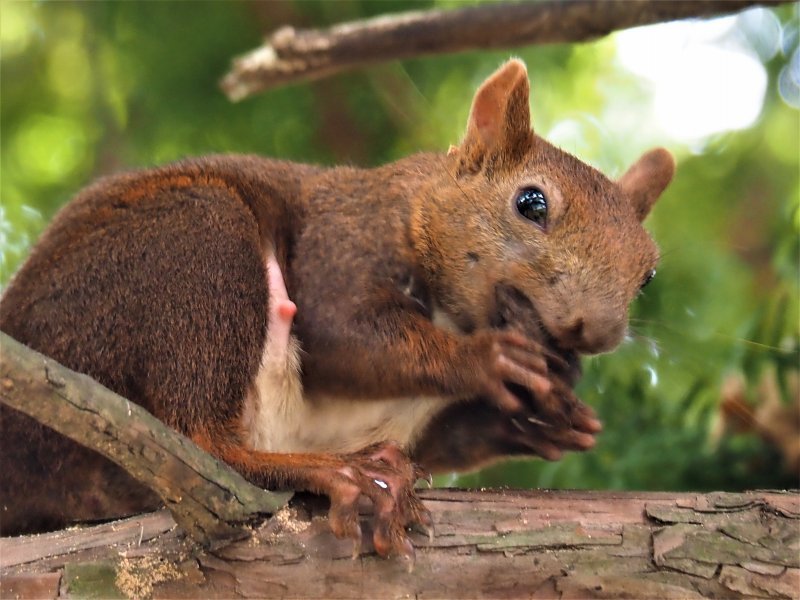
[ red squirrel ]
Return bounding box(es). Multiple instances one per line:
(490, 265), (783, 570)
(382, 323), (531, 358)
(0, 60), (674, 558)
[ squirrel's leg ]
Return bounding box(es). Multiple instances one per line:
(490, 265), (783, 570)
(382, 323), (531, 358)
(245, 255), (431, 561)
(194, 432), (431, 562)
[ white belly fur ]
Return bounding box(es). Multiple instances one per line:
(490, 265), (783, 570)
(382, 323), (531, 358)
(242, 333), (452, 454)
(241, 253), (456, 455)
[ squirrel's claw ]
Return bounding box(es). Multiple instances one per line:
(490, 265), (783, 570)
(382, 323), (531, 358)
(414, 464), (433, 488)
(350, 536), (362, 560)
(319, 442), (429, 562)
(408, 512), (435, 542)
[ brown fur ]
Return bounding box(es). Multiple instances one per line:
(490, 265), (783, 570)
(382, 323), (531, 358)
(0, 60), (674, 552)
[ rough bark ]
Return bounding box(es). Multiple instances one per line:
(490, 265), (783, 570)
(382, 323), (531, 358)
(220, 0), (785, 100)
(2, 489), (797, 599)
(0, 332), (290, 548)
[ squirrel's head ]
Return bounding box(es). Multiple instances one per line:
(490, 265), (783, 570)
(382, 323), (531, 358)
(417, 59), (675, 355)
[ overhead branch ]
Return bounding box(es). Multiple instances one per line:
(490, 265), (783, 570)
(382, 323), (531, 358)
(0, 332), (290, 548)
(221, 0), (783, 101)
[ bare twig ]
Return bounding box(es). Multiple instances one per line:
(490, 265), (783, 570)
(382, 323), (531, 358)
(0, 332), (290, 548)
(221, 0), (782, 100)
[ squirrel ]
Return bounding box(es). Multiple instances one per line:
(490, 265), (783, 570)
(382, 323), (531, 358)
(0, 59), (674, 559)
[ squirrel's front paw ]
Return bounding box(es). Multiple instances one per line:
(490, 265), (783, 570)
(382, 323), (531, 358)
(467, 330), (602, 454)
(506, 348), (602, 456)
(313, 442), (432, 565)
(507, 392), (601, 460)
(470, 329), (560, 414)
(410, 392), (601, 471)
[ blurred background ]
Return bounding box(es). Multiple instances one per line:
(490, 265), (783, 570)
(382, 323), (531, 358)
(1, 1), (798, 492)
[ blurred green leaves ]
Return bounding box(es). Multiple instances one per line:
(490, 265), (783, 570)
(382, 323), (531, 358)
(1, 1), (797, 491)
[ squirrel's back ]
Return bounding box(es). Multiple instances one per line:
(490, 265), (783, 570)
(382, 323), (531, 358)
(0, 155), (313, 533)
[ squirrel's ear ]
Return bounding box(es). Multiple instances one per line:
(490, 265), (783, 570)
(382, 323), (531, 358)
(618, 148), (675, 221)
(462, 59), (531, 158)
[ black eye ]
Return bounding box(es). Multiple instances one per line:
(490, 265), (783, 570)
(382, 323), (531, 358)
(640, 269), (656, 290)
(516, 187), (548, 227)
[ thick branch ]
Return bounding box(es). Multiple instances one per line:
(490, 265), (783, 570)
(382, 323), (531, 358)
(2, 490), (797, 598)
(0, 332), (290, 548)
(221, 0), (782, 100)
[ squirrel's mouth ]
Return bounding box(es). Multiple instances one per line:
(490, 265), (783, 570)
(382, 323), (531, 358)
(491, 283), (549, 343)
(492, 283), (581, 386)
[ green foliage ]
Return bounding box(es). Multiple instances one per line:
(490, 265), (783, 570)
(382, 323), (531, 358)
(2, 2), (797, 492)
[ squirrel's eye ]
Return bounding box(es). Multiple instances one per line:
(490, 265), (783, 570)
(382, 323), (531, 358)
(516, 187), (548, 227)
(640, 269), (656, 290)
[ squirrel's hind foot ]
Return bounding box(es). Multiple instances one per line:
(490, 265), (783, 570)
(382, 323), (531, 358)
(327, 441), (432, 565)
(198, 435), (431, 564)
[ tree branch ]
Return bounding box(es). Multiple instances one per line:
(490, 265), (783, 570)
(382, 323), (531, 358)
(0, 332), (290, 548)
(221, 0), (783, 101)
(2, 490), (798, 598)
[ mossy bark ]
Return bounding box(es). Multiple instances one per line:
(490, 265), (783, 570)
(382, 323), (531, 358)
(2, 490), (797, 599)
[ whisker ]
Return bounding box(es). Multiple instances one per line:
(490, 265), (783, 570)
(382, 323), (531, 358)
(626, 318), (795, 354)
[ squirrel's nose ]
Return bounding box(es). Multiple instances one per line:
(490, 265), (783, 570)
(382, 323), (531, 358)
(554, 314), (624, 355)
(565, 317), (584, 339)
(556, 317), (586, 348)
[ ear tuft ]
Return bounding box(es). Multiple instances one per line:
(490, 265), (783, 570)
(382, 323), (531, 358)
(462, 59), (531, 159)
(618, 148), (675, 220)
